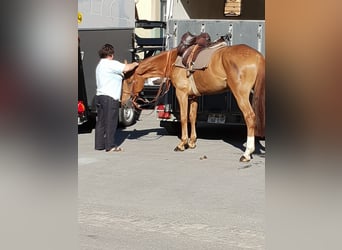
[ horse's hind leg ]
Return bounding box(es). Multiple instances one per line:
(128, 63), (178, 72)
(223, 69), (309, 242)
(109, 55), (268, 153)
(233, 92), (256, 162)
(188, 96), (198, 149)
(174, 89), (189, 151)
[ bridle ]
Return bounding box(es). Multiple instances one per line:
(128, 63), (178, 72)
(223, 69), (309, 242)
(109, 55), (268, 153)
(122, 50), (173, 110)
(121, 78), (141, 109)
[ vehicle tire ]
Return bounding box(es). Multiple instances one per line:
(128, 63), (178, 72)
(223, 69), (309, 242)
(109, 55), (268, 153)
(119, 99), (139, 127)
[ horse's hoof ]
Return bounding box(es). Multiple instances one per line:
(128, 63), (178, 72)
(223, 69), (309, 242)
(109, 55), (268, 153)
(184, 143), (189, 150)
(239, 155), (251, 162)
(174, 146), (184, 152)
(188, 144), (196, 149)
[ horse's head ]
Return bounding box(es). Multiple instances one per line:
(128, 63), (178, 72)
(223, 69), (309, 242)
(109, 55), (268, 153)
(121, 70), (134, 106)
(122, 49), (178, 107)
(121, 68), (145, 107)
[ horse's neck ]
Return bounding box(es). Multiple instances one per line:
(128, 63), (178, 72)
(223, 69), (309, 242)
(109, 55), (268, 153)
(139, 49), (178, 78)
(143, 69), (165, 78)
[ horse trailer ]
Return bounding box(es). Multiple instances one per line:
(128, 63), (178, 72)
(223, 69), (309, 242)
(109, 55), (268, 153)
(154, 0), (265, 134)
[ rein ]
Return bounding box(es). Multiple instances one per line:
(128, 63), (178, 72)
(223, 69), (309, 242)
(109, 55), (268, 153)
(121, 86), (146, 110)
(129, 50), (173, 110)
(148, 50), (172, 105)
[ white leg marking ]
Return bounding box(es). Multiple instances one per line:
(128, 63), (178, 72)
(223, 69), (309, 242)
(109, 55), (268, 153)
(243, 136), (255, 159)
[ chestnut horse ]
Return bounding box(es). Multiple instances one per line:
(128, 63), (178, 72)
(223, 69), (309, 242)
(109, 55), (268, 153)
(122, 45), (265, 162)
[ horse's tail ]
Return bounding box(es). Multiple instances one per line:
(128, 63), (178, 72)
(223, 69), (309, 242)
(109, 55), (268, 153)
(252, 55), (265, 138)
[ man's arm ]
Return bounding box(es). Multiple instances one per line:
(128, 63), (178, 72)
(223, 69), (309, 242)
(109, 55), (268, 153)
(123, 62), (139, 73)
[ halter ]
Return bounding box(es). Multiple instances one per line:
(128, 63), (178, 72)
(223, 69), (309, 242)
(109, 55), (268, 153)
(121, 78), (142, 110)
(125, 50), (173, 110)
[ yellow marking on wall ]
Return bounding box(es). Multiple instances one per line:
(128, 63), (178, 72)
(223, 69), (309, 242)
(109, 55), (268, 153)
(78, 12), (83, 24)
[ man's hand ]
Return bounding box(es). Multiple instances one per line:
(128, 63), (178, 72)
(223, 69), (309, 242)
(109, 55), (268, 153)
(123, 61), (139, 73)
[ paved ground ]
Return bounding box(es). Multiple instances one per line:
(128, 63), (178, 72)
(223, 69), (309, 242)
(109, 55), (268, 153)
(78, 110), (265, 250)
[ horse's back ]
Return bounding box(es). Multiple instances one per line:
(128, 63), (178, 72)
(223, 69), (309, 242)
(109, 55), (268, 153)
(210, 44), (264, 79)
(221, 44), (264, 61)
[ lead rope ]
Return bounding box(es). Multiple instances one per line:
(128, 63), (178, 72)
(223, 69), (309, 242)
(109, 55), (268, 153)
(134, 50), (173, 109)
(149, 50), (172, 104)
(128, 50), (174, 112)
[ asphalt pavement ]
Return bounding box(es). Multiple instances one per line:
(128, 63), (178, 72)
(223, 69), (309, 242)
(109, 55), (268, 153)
(78, 110), (265, 250)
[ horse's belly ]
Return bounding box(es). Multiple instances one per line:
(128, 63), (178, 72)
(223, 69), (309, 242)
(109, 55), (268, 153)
(194, 74), (228, 94)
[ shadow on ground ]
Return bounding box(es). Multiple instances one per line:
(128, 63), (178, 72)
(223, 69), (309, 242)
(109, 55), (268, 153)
(115, 127), (168, 146)
(112, 123), (265, 158)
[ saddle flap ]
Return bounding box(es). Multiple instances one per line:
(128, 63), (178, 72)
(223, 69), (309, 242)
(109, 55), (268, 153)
(175, 42), (227, 70)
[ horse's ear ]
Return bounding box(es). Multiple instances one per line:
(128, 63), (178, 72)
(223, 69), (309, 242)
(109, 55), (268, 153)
(124, 59), (128, 64)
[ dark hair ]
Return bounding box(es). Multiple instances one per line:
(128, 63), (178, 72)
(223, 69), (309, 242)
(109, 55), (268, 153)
(98, 43), (114, 58)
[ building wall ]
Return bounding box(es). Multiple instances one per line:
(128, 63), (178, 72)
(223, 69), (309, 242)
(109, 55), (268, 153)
(78, 0), (135, 29)
(135, 0), (161, 38)
(178, 0), (265, 20)
(136, 0), (160, 20)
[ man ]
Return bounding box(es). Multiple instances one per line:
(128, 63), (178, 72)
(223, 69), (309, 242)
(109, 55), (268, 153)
(95, 43), (139, 152)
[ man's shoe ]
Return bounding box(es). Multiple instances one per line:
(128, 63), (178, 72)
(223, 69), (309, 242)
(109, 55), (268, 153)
(106, 147), (123, 152)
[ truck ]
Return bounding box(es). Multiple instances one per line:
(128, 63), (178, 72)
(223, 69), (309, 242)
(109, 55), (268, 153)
(78, 37), (89, 126)
(78, 0), (139, 131)
(154, 0), (265, 134)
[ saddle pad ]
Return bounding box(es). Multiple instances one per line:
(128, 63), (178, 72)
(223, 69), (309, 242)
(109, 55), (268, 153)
(175, 42), (227, 70)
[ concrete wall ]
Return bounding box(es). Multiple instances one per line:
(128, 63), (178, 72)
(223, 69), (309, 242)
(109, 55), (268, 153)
(78, 0), (136, 29)
(135, 0), (162, 38)
(135, 0), (161, 20)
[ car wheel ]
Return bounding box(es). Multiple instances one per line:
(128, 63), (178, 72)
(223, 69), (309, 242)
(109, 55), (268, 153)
(119, 99), (138, 127)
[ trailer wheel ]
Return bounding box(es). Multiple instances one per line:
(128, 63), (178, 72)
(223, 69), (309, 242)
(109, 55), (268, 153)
(119, 99), (139, 127)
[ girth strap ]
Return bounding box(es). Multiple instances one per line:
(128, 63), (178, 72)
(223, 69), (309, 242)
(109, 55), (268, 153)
(188, 74), (201, 96)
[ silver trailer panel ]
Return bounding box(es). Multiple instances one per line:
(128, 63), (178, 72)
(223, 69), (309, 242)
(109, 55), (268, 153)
(167, 19), (265, 56)
(160, 19), (265, 129)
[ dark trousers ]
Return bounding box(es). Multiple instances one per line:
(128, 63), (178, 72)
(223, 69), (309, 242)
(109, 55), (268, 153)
(94, 95), (120, 151)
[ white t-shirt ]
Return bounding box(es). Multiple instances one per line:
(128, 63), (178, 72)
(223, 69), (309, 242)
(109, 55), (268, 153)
(95, 58), (125, 100)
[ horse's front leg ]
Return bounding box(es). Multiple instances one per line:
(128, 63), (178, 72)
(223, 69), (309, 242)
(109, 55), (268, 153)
(188, 96), (198, 149)
(174, 90), (189, 151)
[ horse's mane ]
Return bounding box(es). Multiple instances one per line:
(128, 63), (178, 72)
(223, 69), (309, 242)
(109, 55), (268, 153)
(136, 49), (178, 76)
